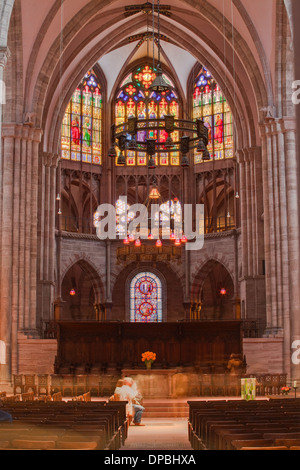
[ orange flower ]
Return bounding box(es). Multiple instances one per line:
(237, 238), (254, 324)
(141, 351), (156, 362)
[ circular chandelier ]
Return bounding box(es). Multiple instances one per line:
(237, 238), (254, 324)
(109, 116), (211, 168)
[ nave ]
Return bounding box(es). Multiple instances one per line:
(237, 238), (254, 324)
(1, 395), (300, 451)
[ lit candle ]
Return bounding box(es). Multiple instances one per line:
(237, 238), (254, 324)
(294, 381), (297, 388)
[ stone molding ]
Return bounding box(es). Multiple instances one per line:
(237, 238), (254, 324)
(1, 122), (43, 142)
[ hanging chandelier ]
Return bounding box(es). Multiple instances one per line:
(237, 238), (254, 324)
(110, 116), (210, 169)
(110, 1), (211, 250)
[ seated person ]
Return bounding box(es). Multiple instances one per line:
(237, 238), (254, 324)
(125, 378), (145, 427)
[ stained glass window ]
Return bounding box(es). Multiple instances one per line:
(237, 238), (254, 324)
(193, 66), (234, 163)
(130, 272), (163, 323)
(61, 71), (102, 165)
(115, 64), (180, 166)
(116, 198), (135, 236)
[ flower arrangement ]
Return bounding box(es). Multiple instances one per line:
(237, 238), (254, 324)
(142, 351), (156, 369)
(281, 386), (291, 396)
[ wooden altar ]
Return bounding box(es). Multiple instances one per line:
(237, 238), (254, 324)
(55, 321), (243, 374)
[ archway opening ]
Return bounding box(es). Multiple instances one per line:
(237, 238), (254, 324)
(192, 260), (235, 321)
(61, 260), (104, 321)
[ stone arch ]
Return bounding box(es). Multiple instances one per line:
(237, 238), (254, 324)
(191, 257), (235, 321)
(61, 256), (104, 301)
(0, 0), (15, 47)
(192, 257), (235, 299)
(17, 1), (272, 156)
(111, 261), (185, 322)
(60, 257), (105, 321)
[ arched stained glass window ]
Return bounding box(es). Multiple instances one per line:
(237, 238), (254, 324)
(130, 272), (162, 323)
(61, 71), (102, 165)
(193, 66), (234, 163)
(115, 64), (180, 166)
(116, 198), (135, 237)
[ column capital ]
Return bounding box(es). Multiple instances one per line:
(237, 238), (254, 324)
(260, 116), (297, 136)
(0, 47), (10, 68)
(41, 152), (60, 169)
(236, 147), (261, 164)
(279, 116), (297, 134)
(1, 122), (43, 142)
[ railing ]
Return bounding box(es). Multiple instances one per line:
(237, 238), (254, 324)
(242, 319), (266, 338)
(58, 215), (96, 235)
(57, 215), (236, 236)
(205, 216), (235, 233)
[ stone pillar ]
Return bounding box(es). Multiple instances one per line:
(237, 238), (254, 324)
(0, 47), (9, 275)
(37, 152), (59, 335)
(0, 123), (42, 382)
(238, 146), (266, 326)
(260, 116), (300, 378)
(281, 118), (300, 380)
(106, 240), (112, 316)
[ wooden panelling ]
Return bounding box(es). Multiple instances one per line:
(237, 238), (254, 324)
(56, 321), (242, 370)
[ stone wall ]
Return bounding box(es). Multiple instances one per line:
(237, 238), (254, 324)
(17, 334), (57, 375)
(243, 337), (284, 374)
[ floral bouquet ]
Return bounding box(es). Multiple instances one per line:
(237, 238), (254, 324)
(281, 386), (291, 396)
(142, 351), (156, 369)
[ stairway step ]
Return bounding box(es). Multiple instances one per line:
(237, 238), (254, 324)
(143, 403), (189, 406)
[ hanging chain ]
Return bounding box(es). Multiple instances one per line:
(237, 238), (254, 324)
(152, 0), (155, 70)
(157, 0), (161, 65)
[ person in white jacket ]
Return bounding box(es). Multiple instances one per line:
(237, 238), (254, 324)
(122, 377), (145, 426)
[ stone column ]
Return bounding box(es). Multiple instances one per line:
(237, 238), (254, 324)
(281, 118), (300, 380)
(238, 146), (266, 328)
(105, 240), (112, 320)
(260, 116), (300, 377)
(260, 120), (281, 334)
(0, 123), (42, 382)
(0, 48), (9, 277)
(37, 152), (59, 335)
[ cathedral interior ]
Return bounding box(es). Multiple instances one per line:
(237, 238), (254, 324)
(0, 0), (299, 392)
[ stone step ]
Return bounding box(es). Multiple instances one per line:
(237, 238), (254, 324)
(143, 411), (189, 418)
(142, 401), (189, 418)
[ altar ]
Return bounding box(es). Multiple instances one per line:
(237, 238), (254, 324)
(121, 369), (197, 398)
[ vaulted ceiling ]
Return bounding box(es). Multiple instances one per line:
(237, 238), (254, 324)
(2, 0), (292, 153)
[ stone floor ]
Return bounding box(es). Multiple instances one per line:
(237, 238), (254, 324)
(121, 418), (192, 451)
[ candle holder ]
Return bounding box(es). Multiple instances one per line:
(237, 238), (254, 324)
(293, 386), (298, 399)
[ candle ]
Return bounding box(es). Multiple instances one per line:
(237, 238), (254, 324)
(294, 381), (297, 388)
